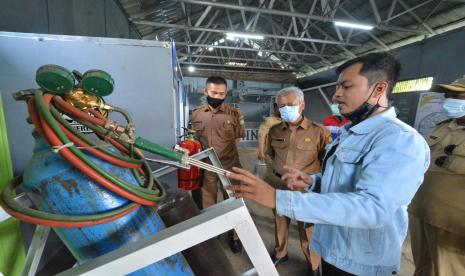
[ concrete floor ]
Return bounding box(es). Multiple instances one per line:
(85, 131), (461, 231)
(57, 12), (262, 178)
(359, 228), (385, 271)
(215, 147), (416, 275)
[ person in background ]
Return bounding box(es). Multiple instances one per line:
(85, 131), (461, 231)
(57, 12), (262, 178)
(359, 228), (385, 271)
(408, 76), (465, 276)
(255, 103), (282, 179)
(226, 52), (430, 275)
(323, 101), (351, 141)
(266, 87), (329, 275)
(257, 103), (282, 162)
(191, 76), (245, 254)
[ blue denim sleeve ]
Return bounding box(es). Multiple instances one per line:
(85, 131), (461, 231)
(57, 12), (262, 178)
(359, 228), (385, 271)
(276, 130), (430, 228)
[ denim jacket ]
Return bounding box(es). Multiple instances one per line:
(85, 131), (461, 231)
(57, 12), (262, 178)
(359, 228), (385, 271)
(276, 108), (430, 275)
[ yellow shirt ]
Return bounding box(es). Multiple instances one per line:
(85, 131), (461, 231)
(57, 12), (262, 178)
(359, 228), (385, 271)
(258, 116), (282, 137)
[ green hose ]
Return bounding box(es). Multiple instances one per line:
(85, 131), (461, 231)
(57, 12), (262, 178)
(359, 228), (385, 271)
(1, 176), (139, 223)
(111, 106), (134, 124)
(49, 106), (143, 166)
(134, 137), (184, 162)
(34, 91), (163, 202)
(51, 105), (159, 192)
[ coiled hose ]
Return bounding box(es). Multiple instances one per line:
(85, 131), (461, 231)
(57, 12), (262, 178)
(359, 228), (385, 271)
(0, 91), (165, 227)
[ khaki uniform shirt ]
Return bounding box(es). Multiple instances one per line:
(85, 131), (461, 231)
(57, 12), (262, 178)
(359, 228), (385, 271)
(191, 103), (245, 168)
(409, 119), (465, 236)
(267, 117), (330, 176)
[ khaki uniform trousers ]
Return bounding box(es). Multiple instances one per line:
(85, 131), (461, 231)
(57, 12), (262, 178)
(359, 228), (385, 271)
(267, 172), (320, 270)
(410, 216), (465, 276)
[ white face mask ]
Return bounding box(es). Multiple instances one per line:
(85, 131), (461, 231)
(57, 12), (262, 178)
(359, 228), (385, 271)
(330, 103), (341, 116)
(442, 98), (465, 118)
(279, 105), (301, 123)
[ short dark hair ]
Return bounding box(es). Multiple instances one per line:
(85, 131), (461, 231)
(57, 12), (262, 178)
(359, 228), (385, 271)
(206, 76), (227, 87)
(336, 52), (401, 98)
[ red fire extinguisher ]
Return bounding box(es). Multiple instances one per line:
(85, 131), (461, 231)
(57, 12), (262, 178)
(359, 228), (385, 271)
(178, 130), (202, 190)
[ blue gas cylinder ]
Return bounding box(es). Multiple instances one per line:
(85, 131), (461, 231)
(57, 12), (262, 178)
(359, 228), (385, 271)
(22, 136), (194, 275)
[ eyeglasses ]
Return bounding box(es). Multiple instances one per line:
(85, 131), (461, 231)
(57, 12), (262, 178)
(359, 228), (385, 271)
(434, 144), (456, 167)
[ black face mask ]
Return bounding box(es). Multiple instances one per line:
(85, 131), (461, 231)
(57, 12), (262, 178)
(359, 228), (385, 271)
(341, 85), (385, 126)
(207, 96), (224, 108)
(341, 102), (379, 126)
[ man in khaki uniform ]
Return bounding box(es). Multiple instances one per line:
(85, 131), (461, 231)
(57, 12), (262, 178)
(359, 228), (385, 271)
(266, 87), (330, 275)
(408, 76), (465, 276)
(191, 76), (245, 253)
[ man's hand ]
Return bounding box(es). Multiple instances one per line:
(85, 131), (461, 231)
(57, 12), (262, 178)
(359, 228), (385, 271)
(226, 167), (276, 209)
(282, 166), (313, 191)
(258, 151), (265, 161)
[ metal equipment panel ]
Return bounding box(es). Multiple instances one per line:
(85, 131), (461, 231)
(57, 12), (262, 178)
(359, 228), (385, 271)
(0, 32), (178, 174)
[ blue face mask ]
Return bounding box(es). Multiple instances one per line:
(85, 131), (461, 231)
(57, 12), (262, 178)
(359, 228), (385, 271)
(279, 105), (301, 123)
(330, 103), (341, 116)
(442, 98), (465, 118)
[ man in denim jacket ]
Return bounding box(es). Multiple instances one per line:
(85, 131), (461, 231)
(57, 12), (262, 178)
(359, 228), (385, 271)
(227, 52), (430, 276)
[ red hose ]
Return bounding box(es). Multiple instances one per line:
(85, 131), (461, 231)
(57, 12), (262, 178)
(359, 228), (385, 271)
(53, 96), (105, 126)
(58, 124), (142, 169)
(27, 98), (46, 140)
(0, 199), (139, 228)
(95, 131), (129, 154)
(39, 94), (157, 206)
(88, 108), (107, 121)
(9, 92), (164, 227)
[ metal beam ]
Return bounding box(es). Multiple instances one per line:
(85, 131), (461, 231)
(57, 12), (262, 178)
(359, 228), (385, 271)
(397, 0), (436, 34)
(251, 0), (272, 31)
(180, 62), (295, 72)
(194, 4), (213, 27)
(194, 9), (220, 44)
(312, 24), (357, 58)
(173, 0), (425, 34)
(300, 0), (318, 38)
(387, 0), (397, 20)
(174, 0), (336, 22)
(178, 54), (309, 66)
(176, 42), (342, 58)
(263, 15), (332, 67)
(293, 15), (357, 63)
(182, 67), (296, 76)
(421, 0), (444, 25)
(385, 0), (435, 24)
(180, 2), (192, 44)
(244, 0), (265, 31)
(301, 15), (465, 78)
(340, 7), (390, 50)
(133, 20), (361, 46)
(281, 23), (294, 51)
(289, 0), (299, 36)
(237, 0), (248, 27)
(369, 0), (382, 23)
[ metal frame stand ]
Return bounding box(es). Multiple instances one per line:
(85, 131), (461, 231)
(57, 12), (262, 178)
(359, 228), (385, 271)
(153, 147), (236, 198)
(2, 147), (277, 275)
(58, 198), (276, 275)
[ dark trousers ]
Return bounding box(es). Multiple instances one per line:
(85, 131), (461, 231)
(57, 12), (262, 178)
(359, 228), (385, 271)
(322, 259), (355, 276)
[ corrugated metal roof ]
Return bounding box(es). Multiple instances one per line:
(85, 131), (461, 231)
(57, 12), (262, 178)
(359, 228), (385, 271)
(117, 0), (465, 77)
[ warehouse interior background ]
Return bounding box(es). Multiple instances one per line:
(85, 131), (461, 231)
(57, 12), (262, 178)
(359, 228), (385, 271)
(1, 0), (465, 275)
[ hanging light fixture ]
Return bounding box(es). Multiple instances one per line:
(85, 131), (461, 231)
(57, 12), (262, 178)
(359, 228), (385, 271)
(334, 21), (374, 30)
